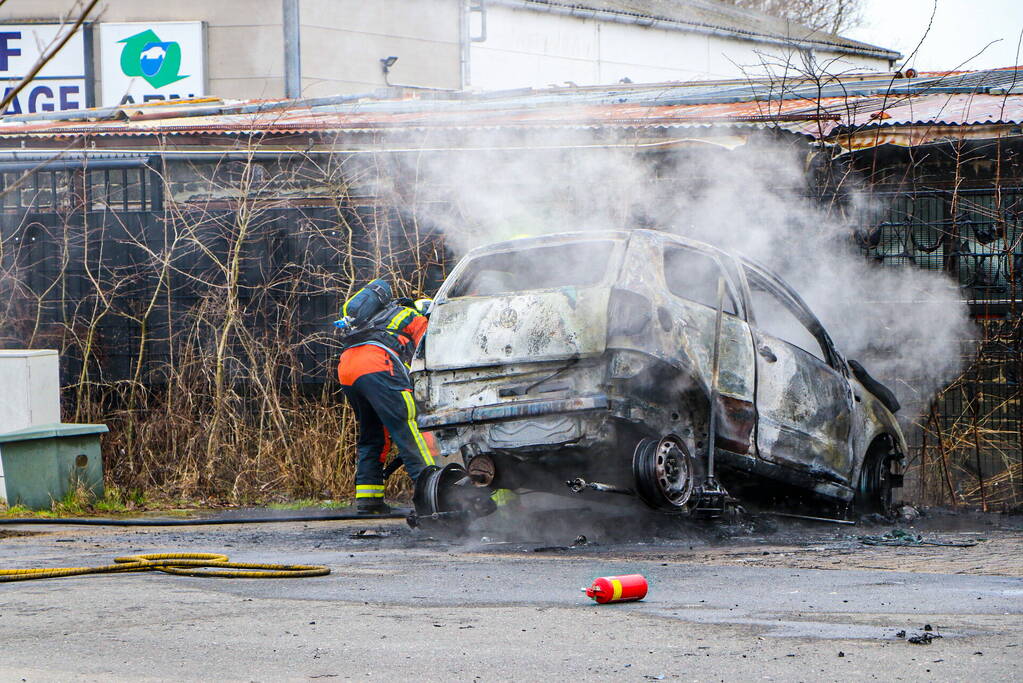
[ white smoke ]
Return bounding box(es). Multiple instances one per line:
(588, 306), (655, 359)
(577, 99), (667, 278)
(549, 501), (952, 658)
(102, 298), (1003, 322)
(394, 128), (975, 416)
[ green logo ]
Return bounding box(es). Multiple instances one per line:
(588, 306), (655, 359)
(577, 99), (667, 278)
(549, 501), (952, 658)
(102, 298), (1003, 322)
(118, 29), (187, 89)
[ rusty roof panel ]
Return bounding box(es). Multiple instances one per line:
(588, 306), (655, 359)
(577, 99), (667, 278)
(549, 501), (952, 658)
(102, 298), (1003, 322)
(0, 68), (1018, 145)
(831, 93), (1023, 130)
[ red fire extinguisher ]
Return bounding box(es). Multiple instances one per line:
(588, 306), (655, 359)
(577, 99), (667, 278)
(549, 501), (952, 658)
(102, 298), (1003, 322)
(584, 574), (648, 604)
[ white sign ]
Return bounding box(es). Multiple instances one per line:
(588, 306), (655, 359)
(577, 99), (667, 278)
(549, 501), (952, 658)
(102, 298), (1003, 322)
(0, 24), (89, 115)
(99, 22), (205, 106)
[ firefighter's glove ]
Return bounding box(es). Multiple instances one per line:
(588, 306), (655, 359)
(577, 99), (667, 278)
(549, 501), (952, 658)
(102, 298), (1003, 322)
(414, 298), (434, 317)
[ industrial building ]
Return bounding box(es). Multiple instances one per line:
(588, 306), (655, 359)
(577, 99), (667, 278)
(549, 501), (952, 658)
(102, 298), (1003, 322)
(0, 0), (899, 110)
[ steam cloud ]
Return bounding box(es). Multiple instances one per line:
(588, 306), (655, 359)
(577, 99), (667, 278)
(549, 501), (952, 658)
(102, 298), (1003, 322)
(397, 129), (975, 418)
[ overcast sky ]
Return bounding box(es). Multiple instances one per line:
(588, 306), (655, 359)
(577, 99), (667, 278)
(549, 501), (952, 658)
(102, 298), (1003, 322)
(846, 0), (1023, 71)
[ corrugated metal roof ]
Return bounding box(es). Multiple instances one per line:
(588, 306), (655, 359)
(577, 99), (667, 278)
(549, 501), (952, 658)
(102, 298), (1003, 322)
(0, 67), (1019, 146)
(828, 93), (1023, 131)
(0, 98), (840, 138)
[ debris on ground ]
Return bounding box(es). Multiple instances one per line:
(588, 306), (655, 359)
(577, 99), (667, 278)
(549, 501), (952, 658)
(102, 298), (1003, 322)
(861, 513), (889, 525)
(0, 530), (40, 540)
(898, 505), (921, 523)
(895, 623), (943, 645)
(858, 528), (979, 547)
(349, 529), (391, 539)
(533, 534), (591, 552)
(479, 537), (517, 545)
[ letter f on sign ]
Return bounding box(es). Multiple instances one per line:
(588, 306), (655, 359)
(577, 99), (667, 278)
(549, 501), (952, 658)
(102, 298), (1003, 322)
(0, 32), (21, 72)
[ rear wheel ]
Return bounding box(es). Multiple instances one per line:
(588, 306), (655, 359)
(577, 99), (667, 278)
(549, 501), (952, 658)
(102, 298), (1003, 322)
(633, 435), (696, 512)
(411, 464), (496, 534)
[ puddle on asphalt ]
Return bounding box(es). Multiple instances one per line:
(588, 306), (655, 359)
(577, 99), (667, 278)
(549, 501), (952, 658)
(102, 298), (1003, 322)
(648, 606), (966, 640)
(0, 530), (44, 539)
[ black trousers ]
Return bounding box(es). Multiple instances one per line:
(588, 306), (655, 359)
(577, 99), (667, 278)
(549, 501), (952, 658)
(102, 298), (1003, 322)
(342, 370), (435, 501)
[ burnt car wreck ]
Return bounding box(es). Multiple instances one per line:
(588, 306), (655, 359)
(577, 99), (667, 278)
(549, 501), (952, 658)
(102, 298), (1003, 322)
(409, 230), (905, 527)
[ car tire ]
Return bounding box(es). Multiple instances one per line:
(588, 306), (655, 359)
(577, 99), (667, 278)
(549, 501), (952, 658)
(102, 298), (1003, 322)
(855, 446), (898, 515)
(633, 435), (697, 513)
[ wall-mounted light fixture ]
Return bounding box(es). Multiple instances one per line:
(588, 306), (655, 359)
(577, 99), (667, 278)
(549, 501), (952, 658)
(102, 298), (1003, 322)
(380, 56), (398, 85)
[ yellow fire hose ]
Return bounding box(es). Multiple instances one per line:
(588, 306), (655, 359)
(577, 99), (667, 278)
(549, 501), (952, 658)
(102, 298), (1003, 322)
(0, 553), (330, 582)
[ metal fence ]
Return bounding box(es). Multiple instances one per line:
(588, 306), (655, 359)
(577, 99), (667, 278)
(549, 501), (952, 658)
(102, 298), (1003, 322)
(0, 161), (447, 392)
(862, 183), (1023, 509)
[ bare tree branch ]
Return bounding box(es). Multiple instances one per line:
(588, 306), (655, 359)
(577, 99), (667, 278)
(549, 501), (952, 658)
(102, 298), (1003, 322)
(724, 0), (864, 35)
(0, 0), (101, 115)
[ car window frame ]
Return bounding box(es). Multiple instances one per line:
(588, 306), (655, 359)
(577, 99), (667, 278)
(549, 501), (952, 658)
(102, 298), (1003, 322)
(740, 261), (847, 375)
(436, 238), (628, 304)
(661, 243), (746, 320)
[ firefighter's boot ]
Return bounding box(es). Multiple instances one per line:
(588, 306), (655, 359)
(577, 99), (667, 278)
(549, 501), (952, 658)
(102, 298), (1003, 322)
(356, 499), (392, 515)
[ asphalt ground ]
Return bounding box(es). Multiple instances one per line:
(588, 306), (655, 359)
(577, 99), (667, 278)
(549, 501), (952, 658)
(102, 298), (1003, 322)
(0, 509), (1020, 681)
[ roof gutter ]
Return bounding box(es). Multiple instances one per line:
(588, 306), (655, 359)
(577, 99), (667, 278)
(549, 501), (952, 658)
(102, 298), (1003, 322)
(0, 158), (153, 173)
(0, 151), (157, 172)
(491, 0), (901, 61)
(0, 132), (787, 160)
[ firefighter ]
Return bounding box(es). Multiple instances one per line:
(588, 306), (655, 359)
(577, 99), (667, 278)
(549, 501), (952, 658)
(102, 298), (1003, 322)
(335, 280), (434, 514)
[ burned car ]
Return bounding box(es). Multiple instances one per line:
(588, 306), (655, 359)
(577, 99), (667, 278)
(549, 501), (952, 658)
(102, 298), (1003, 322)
(410, 230), (905, 523)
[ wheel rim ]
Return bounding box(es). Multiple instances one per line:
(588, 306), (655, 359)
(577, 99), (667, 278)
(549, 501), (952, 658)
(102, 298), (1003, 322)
(412, 464), (477, 535)
(634, 435), (695, 511)
(654, 438), (693, 506)
(414, 465), (442, 515)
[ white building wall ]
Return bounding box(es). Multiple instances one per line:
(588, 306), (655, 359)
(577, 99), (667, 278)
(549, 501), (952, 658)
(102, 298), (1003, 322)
(471, 6), (891, 89)
(0, 2), (893, 102)
(299, 0), (461, 96)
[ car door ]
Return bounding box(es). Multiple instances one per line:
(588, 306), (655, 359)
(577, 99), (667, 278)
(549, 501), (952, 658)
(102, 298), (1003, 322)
(742, 265), (854, 484)
(661, 245), (757, 455)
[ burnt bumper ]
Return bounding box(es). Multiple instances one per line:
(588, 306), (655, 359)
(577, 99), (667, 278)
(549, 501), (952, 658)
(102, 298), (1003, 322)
(418, 394), (610, 430)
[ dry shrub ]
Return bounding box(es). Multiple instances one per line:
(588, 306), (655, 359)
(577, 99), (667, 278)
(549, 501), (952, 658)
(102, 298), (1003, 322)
(0, 148), (439, 504)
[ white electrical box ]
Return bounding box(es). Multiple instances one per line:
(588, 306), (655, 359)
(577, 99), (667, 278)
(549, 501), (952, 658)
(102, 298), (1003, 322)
(0, 350), (61, 505)
(0, 350), (61, 434)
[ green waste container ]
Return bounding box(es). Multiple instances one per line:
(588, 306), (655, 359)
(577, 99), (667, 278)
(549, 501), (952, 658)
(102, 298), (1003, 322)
(0, 423), (107, 510)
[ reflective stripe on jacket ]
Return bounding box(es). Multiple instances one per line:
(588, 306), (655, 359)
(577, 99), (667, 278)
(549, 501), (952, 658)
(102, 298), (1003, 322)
(338, 313), (427, 385)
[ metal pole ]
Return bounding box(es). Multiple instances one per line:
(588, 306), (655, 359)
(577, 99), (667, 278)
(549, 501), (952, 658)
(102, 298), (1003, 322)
(706, 276), (725, 484)
(283, 0), (302, 99)
(459, 0), (470, 89)
(930, 401), (958, 508)
(762, 511), (856, 526)
(919, 414), (928, 502)
(970, 365), (988, 511)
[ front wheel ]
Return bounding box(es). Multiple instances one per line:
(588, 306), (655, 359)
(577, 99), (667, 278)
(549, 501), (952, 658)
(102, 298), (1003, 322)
(856, 449), (898, 515)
